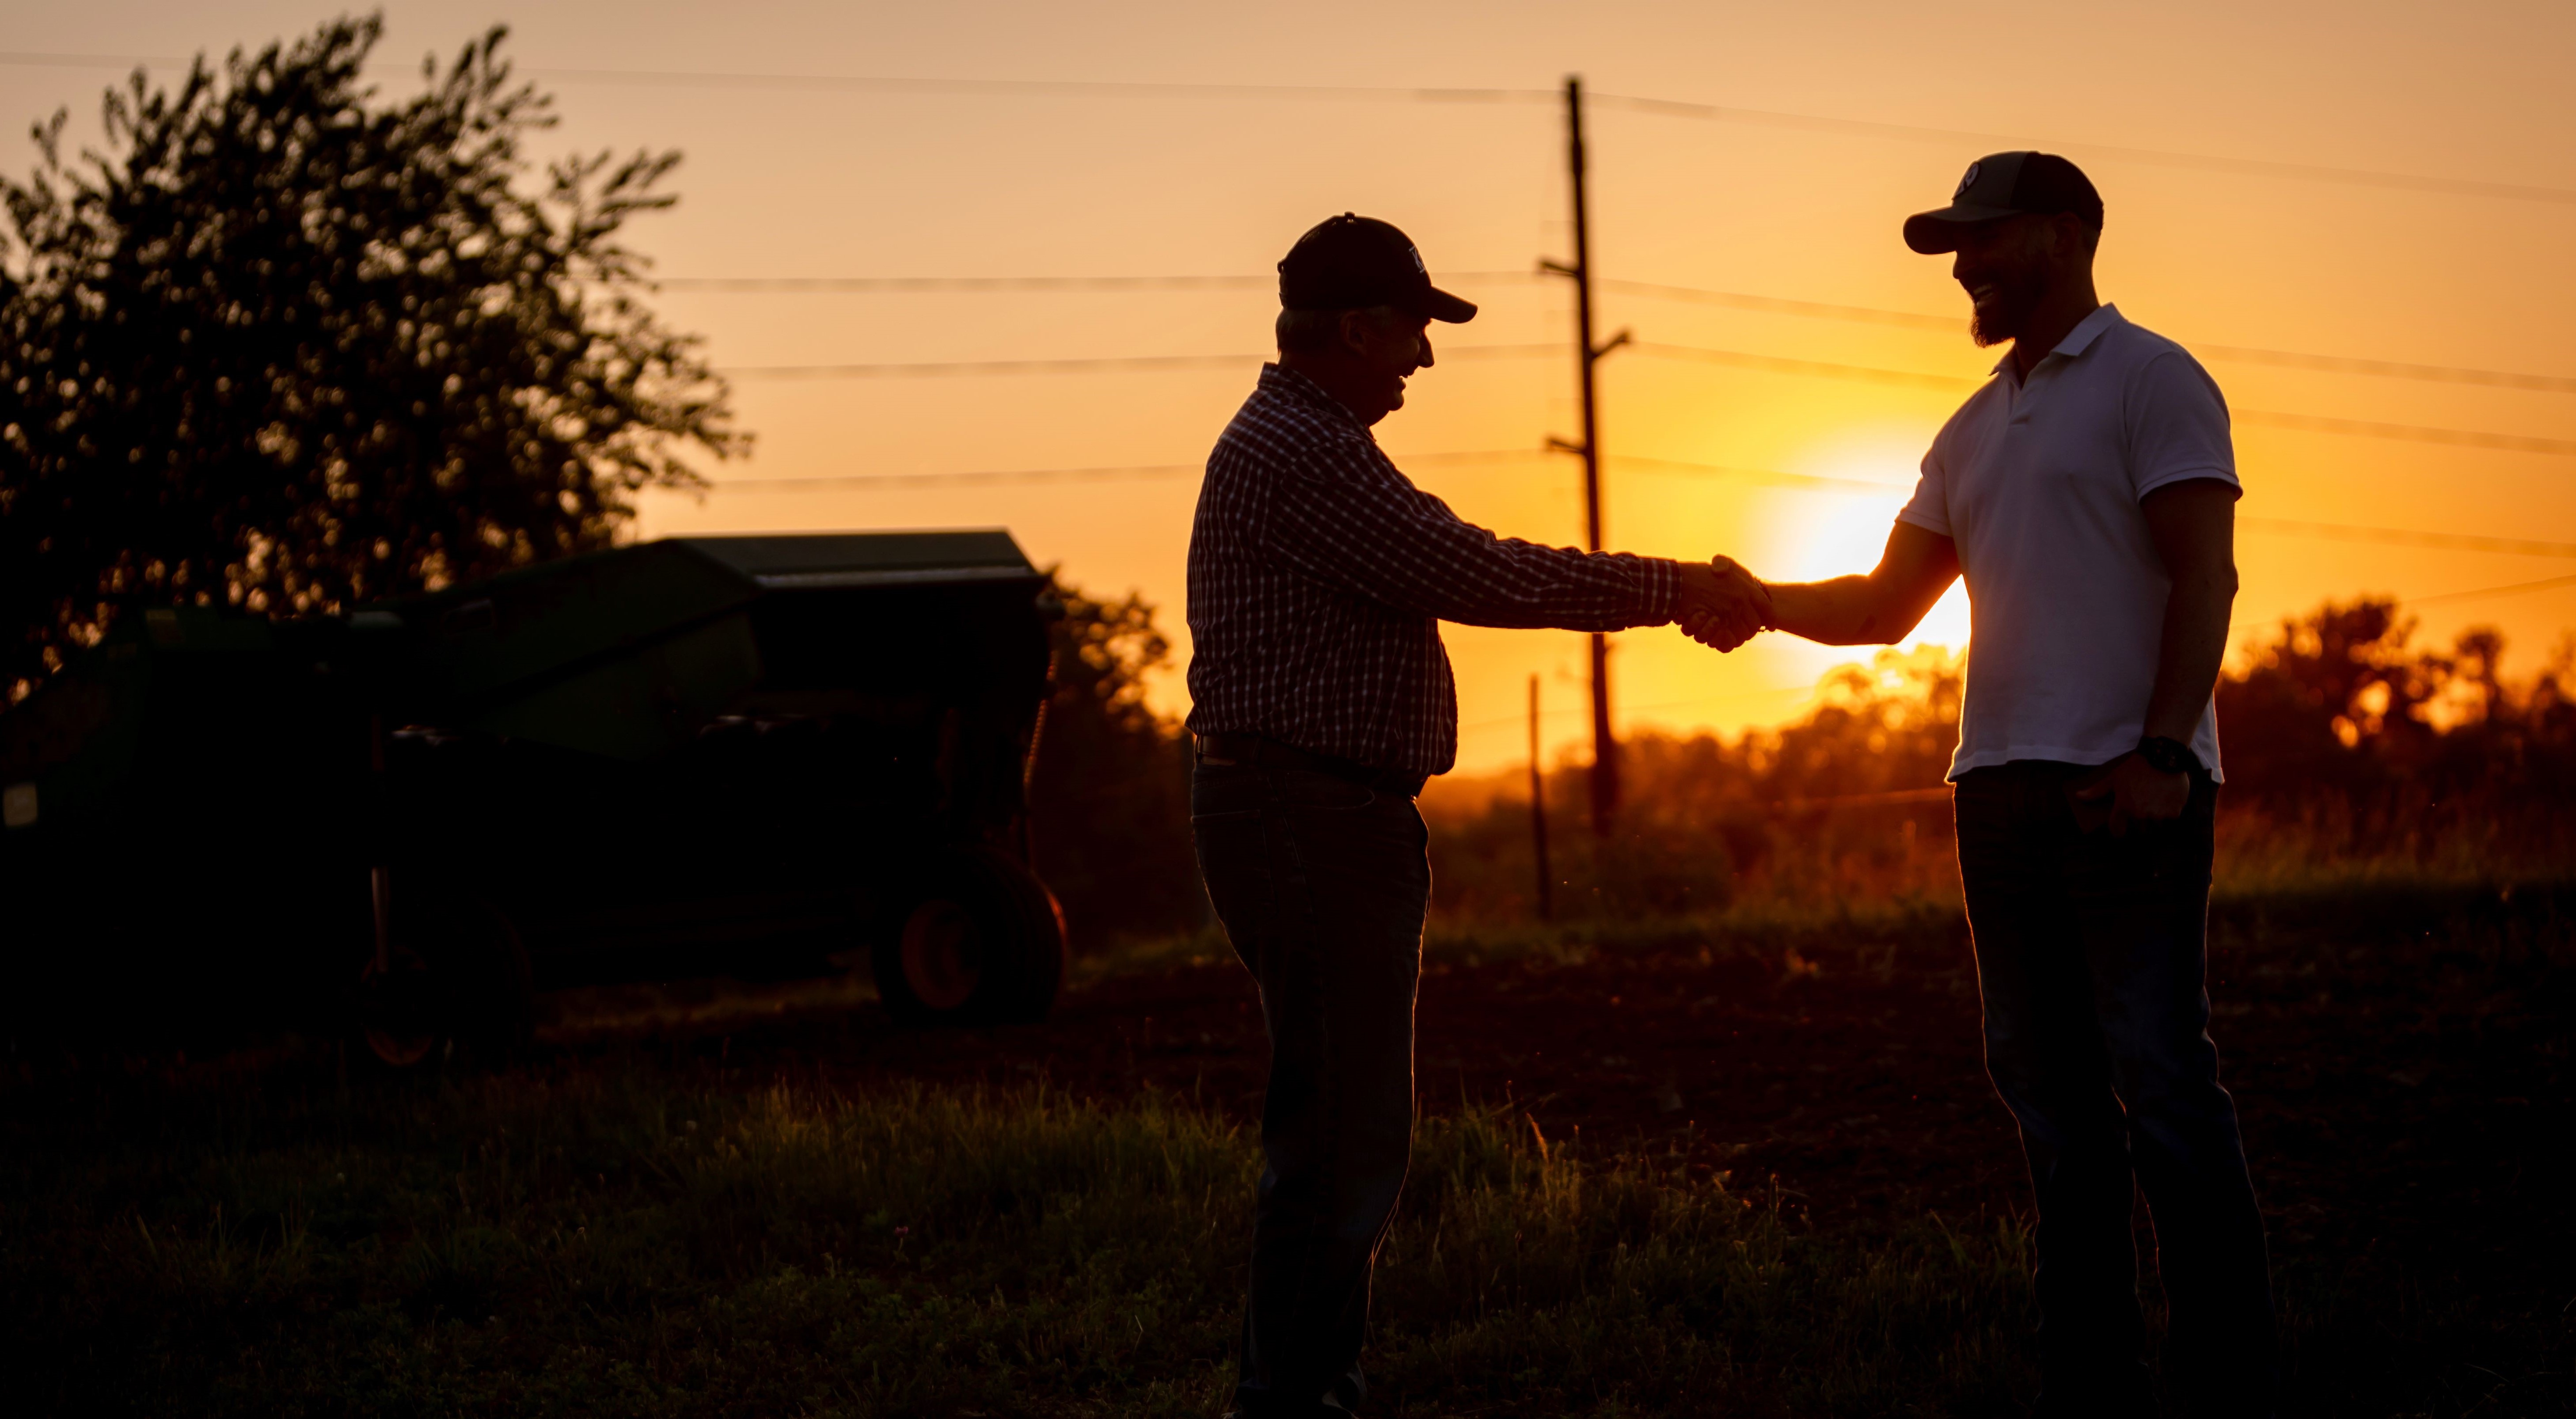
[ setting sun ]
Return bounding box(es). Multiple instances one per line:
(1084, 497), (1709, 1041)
(1765, 448), (1974, 655)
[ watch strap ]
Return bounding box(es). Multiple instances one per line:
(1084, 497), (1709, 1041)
(2136, 734), (2202, 776)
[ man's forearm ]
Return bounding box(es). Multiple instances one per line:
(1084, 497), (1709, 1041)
(1763, 576), (1907, 646)
(2135, 480), (2242, 749)
(1417, 546), (1683, 632)
(1748, 523), (1960, 648)
(2141, 571), (2234, 744)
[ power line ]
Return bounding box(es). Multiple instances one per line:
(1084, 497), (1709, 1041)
(529, 67), (1544, 108)
(1603, 279), (1960, 332)
(697, 449), (1828, 493)
(2174, 342), (2576, 396)
(707, 448), (1546, 490)
(0, 50), (196, 70)
(2230, 409), (2576, 459)
(720, 353), (1261, 380)
(714, 461), (1203, 490)
(702, 449), (1895, 494)
(0, 51), (1549, 107)
(1602, 280), (2576, 395)
(727, 336), (2576, 459)
(7, 51), (2573, 209)
(714, 343), (1561, 379)
(2239, 517), (2576, 560)
(1615, 459), (2576, 556)
(695, 449), (2576, 568)
(662, 272), (1539, 293)
(1616, 345), (2576, 457)
(1611, 455), (1907, 494)
(1630, 339), (1978, 392)
(1622, 463), (2576, 560)
(2403, 570), (2576, 607)
(672, 275), (1261, 293)
(1581, 91), (2576, 208)
(667, 270), (2576, 396)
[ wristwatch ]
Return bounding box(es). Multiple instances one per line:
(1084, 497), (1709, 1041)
(2135, 734), (2202, 776)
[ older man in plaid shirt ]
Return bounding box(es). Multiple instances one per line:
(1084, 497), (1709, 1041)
(1188, 214), (1766, 1418)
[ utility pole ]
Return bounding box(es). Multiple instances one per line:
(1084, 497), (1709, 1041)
(1528, 674), (1554, 921)
(1542, 74), (1630, 838)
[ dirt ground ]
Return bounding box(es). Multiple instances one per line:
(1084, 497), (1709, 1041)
(541, 893), (2576, 1301)
(547, 936), (2010, 1225)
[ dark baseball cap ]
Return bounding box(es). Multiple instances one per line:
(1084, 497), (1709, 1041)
(1903, 152), (2104, 254)
(1278, 214), (1478, 323)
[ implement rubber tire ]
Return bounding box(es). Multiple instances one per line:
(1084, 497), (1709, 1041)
(354, 876), (535, 1069)
(870, 847), (1066, 1027)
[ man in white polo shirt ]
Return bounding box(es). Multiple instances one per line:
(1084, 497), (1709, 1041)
(1726, 153), (2275, 1416)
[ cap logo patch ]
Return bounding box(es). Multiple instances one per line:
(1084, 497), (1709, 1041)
(1955, 161), (1981, 198)
(1408, 244), (1425, 274)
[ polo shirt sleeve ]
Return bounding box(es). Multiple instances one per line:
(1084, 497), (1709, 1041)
(2126, 349), (2240, 502)
(1895, 441), (1952, 538)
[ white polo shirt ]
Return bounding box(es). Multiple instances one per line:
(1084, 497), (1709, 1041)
(1896, 303), (2238, 781)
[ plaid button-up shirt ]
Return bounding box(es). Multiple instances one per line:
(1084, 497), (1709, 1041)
(1185, 364), (1684, 778)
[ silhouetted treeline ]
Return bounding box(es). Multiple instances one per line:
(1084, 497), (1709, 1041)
(1031, 593), (2576, 939)
(2217, 599), (2576, 810)
(1429, 649), (1968, 920)
(0, 16), (737, 694)
(1026, 576), (1200, 951)
(1425, 599), (2576, 921)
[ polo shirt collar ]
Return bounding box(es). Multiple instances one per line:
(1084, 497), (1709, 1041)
(1990, 302), (2127, 379)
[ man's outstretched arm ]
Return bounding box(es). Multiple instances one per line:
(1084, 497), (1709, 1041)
(1755, 521), (1962, 646)
(1264, 444), (1767, 635)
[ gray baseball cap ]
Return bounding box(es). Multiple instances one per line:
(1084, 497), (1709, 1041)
(1904, 152), (2103, 255)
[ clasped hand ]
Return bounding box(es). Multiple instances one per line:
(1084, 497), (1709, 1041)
(2069, 754), (2191, 836)
(1676, 557), (1771, 652)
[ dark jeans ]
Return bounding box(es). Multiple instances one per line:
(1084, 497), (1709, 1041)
(1955, 760), (2277, 1417)
(1191, 760), (1430, 1419)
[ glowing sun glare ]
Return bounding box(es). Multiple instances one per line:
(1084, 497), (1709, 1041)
(1770, 469), (1971, 653)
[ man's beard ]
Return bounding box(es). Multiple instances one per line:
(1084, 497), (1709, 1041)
(1969, 268), (2048, 348)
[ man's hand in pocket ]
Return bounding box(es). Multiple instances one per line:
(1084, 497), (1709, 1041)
(2071, 754), (2190, 837)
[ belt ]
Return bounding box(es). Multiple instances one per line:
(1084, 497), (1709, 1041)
(1193, 733), (1426, 797)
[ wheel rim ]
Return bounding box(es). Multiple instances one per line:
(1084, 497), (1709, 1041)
(357, 946), (438, 1067)
(899, 899), (980, 1012)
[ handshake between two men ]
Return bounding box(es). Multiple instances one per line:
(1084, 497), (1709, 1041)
(1198, 164), (2281, 1418)
(1673, 555), (1774, 652)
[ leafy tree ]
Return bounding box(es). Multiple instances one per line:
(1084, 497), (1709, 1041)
(0, 15), (742, 694)
(2215, 598), (2434, 794)
(2217, 596), (2576, 809)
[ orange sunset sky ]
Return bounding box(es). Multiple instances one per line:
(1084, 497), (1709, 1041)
(9, 1), (2574, 775)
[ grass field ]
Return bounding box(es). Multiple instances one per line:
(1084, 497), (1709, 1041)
(5, 879), (2572, 1417)
(1, 1073), (2048, 1416)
